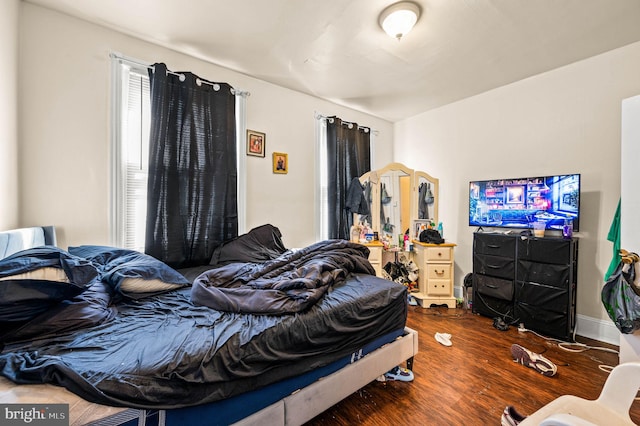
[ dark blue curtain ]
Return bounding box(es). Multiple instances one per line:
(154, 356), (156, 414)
(326, 117), (371, 239)
(145, 63), (237, 268)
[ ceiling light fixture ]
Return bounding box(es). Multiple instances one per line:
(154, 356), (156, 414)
(379, 1), (421, 41)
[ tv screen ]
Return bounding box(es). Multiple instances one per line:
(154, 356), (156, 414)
(469, 174), (580, 231)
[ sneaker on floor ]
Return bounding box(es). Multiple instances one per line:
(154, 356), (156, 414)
(501, 405), (527, 426)
(384, 366), (414, 382)
(511, 343), (557, 377)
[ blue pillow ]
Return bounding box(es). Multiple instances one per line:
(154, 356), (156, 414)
(0, 246), (98, 322)
(68, 246), (190, 299)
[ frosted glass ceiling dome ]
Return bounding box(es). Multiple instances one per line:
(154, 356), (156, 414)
(379, 1), (421, 40)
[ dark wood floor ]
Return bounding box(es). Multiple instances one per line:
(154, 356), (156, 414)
(305, 305), (639, 425)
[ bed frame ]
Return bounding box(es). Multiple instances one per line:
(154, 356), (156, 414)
(0, 226), (419, 426)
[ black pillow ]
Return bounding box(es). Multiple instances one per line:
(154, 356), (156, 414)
(0, 246), (98, 322)
(68, 245), (189, 299)
(209, 224), (288, 266)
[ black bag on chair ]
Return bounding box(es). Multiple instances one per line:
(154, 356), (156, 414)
(602, 259), (640, 334)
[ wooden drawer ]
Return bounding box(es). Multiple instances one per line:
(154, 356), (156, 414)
(425, 247), (451, 261)
(427, 264), (451, 280)
(427, 279), (452, 296)
(367, 247), (382, 263)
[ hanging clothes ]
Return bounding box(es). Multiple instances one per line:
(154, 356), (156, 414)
(362, 181), (372, 225)
(418, 182), (430, 220)
(345, 178), (370, 229)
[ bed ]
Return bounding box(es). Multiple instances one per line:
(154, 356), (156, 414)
(0, 225), (418, 425)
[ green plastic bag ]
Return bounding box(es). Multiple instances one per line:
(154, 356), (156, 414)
(602, 260), (640, 334)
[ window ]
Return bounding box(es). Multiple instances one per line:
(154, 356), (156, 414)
(111, 55), (246, 250)
(315, 116), (329, 241)
(315, 115), (374, 241)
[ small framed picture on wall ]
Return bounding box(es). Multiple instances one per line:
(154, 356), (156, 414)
(273, 152), (288, 174)
(247, 130), (266, 157)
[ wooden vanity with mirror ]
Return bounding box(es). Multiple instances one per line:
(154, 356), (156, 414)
(353, 162), (457, 308)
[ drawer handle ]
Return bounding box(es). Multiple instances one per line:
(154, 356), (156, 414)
(488, 244), (500, 248)
(487, 264), (501, 269)
(435, 269), (445, 275)
(486, 285), (498, 289)
(437, 252), (442, 257)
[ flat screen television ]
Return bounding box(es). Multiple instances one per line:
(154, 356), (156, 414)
(469, 174), (580, 232)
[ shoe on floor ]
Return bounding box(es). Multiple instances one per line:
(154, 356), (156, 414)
(383, 366), (414, 382)
(435, 332), (452, 346)
(511, 343), (557, 377)
(501, 405), (527, 426)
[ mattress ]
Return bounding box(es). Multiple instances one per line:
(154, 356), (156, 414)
(87, 327), (409, 426)
(0, 273), (407, 409)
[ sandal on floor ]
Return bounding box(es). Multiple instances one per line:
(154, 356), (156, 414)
(435, 332), (452, 346)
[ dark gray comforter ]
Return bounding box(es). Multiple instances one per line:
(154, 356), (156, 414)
(191, 239), (375, 314)
(0, 274), (406, 409)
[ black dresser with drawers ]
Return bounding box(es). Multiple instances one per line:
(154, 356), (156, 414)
(472, 232), (578, 341)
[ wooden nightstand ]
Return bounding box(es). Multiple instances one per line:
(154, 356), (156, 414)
(411, 241), (457, 308)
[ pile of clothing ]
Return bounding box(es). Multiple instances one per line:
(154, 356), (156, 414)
(382, 253), (419, 292)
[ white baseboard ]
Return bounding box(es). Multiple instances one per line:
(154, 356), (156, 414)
(576, 314), (620, 346)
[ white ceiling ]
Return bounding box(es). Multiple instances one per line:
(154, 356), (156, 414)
(25, 0), (640, 122)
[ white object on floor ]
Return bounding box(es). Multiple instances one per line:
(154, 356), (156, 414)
(435, 332), (452, 346)
(520, 361), (640, 425)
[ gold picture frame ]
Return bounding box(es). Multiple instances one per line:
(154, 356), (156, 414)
(272, 152), (288, 174)
(247, 130), (265, 157)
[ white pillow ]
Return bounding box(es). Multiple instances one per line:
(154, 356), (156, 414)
(0, 267), (69, 283)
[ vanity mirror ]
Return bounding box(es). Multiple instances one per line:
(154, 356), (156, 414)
(356, 163), (439, 241)
(355, 163), (455, 309)
(415, 171), (439, 226)
(378, 163), (413, 239)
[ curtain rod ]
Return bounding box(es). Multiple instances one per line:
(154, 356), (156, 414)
(315, 113), (378, 135)
(110, 52), (250, 97)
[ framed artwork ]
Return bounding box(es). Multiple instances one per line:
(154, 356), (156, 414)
(273, 152), (288, 174)
(413, 219), (430, 239)
(247, 130), (265, 157)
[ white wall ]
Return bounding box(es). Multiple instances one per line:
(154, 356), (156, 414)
(394, 41), (640, 341)
(18, 3), (393, 249)
(620, 95), (640, 361)
(0, 0), (19, 230)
